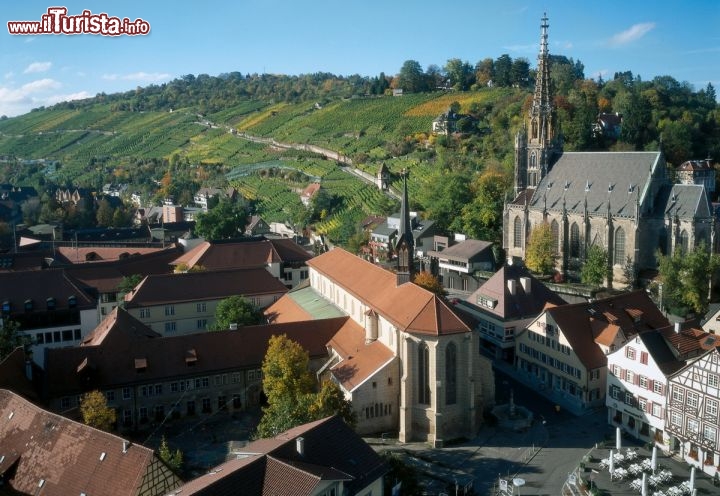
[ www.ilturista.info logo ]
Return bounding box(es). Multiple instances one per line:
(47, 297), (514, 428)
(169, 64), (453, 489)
(8, 7), (150, 36)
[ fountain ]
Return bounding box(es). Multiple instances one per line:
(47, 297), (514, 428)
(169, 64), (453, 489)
(491, 389), (533, 431)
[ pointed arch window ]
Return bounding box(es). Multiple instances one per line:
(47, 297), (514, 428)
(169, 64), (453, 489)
(550, 220), (560, 255)
(418, 343), (430, 405)
(679, 230), (689, 253)
(614, 227), (625, 265)
(570, 223), (580, 257)
(445, 343), (457, 405)
(513, 216), (522, 248)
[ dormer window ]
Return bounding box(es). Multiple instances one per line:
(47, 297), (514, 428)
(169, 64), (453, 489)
(46, 297), (56, 310)
(68, 295), (77, 308)
(2, 300), (9, 313)
(24, 299), (33, 312)
(134, 358), (147, 373)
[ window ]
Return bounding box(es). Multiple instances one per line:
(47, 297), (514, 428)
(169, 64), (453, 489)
(202, 377), (209, 388)
(640, 351), (648, 365)
(196, 302), (207, 313)
(123, 409), (132, 426)
(626, 370), (635, 384)
(626, 347), (636, 360)
(445, 343), (457, 405)
(612, 365), (621, 377)
(164, 305), (175, 316)
(670, 411), (682, 427)
(62, 330), (73, 341)
(164, 321), (176, 333)
(687, 392), (699, 409)
(570, 223), (580, 257)
(202, 398), (211, 413)
(652, 403), (663, 419)
(709, 374), (719, 388)
(614, 227), (625, 264)
(418, 343), (430, 405)
(60, 397), (71, 409)
(687, 418), (699, 434)
(639, 376), (648, 389)
(139, 407), (148, 423)
(679, 230), (689, 253)
(196, 319), (207, 330)
(611, 386), (621, 400)
(171, 382), (178, 393)
(653, 382), (664, 395)
(706, 399), (718, 417)
(186, 401), (195, 415)
(139, 308), (150, 319)
(704, 425), (717, 443)
(122, 387), (131, 400)
(624, 392), (634, 406)
(155, 384), (162, 396)
(513, 217), (522, 248)
(672, 387), (684, 403)
(638, 397), (647, 412)
(35, 333), (44, 344)
(105, 391), (115, 402)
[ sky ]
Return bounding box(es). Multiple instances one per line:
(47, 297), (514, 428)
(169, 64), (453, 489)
(1, 1), (719, 117)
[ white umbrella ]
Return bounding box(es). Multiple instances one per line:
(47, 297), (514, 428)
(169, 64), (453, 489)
(689, 466), (696, 492)
(616, 426), (622, 450)
(609, 449), (615, 475)
(641, 472), (647, 496)
(651, 446), (657, 472)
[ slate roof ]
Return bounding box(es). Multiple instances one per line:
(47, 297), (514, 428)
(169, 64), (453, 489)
(545, 290), (669, 370)
(657, 183), (712, 219)
(123, 267), (288, 307)
(172, 237), (311, 270)
(308, 248), (470, 336)
(637, 328), (686, 376)
(428, 239), (493, 261)
(526, 151), (663, 218)
(0, 389), (180, 496)
(467, 263), (566, 320)
(170, 415), (387, 496)
(44, 316), (348, 398)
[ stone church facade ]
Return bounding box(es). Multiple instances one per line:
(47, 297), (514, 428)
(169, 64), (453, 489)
(504, 14), (715, 286)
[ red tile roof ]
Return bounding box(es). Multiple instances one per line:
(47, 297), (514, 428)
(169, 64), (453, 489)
(0, 389), (180, 495)
(308, 248), (469, 335)
(55, 246), (169, 264)
(546, 290), (669, 370)
(172, 238), (311, 270)
(44, 316), (349, 398)
(0, 269), (96, 314)
(327, 319), (395, 392)
(123, 268), (288, 307)
(170, 415), (387, 496)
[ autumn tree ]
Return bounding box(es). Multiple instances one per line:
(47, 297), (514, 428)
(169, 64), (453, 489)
(581, 245), (608, 286)
(158, 436), (183, 474)
(413, 271), (447, 297)
(212, 295), (263, 330)
(80, 390), (116, 431)
(525, 223), (556, 275)
(658, 242), (720, 315)
(256, 335), (354, 438)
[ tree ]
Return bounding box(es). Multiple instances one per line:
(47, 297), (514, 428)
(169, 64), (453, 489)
(194, 198), (247, 240)
(80, 390), (116, 431)
(493, 54), (512, 87)
(444, 58), (474, 91)
(256, 335), (354, 438)
(459, 168), (512, 242)
(158, 436), (183, 474)
(657, 242), (720, 316)
(0, 320), (24, 362)
(525, 223), (555, 275)
(396, 60), (428, 93)
(117, 274), (143, 296)
(581, 245), (608, 286)
(96, 198), (114, 227)
(413, 271), (447, 297)
(212, 295), (263, 330)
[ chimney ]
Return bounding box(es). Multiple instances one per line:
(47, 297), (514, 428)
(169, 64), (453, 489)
(296, 437), (305, 456)
(674, 321), (681, 334)
(122, 440), (130, 453)
(229, 323), (238, 331)
(519, 276), (531, 294)
(25, 359), (32, 381)
(507, 279), (517, 295)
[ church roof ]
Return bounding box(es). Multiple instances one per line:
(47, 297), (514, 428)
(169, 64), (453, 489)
(527, 151), (663, 218)
(658, 183), (712, 219)
(307, 249), (470, 336)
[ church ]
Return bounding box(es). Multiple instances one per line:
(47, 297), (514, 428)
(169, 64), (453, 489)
(503, 14), (715, 285)
(266, 173), (495, 446)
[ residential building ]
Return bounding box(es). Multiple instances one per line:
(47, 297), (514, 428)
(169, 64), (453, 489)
(123, 268), (288, 335)
(245, 215), (271, 236)
(171, 237), (312, 289)
(666, 346), (720, 475)
(504, 14), (716, 285)
(431, 107), (459, 135)
(369, 210), (438, 263)
(515, 290), (669, 414)
(677, 159), (716, 197)
(300, 183), (321, 207)
(428, 234), (495, 293)
(0, 388), (181, 495)
(0, 269), (97, 365)
(43, 308), (347, 431)
(459, 262), (566, 361)
(193, 186), (237, 210)
(170, 415), (388, 496)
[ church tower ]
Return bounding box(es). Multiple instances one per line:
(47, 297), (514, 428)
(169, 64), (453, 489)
(396, 169), (414, 285)
(514, 13), (559, 195)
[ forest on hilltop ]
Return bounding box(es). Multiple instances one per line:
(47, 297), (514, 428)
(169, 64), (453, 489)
(0, 52), (717, 247)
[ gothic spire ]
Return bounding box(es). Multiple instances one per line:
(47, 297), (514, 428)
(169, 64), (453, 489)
(396, 169), (414, 285)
